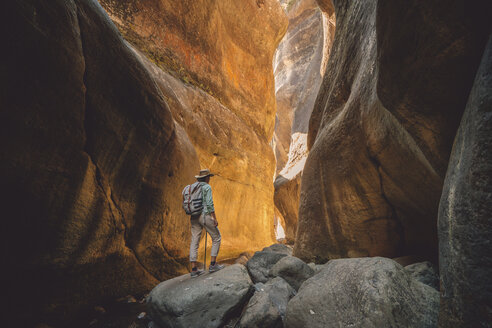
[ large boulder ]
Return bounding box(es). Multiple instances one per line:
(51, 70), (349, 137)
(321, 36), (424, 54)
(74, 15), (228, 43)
(307, 262), (328, 274)
(272, 0), (336, 242)
(295, 0), (491, 263)
(438, 33), (492, 328)
(147, 264), (253, 328)
(101, 0), (289, 259)
(274, 175), (302, 244)
(262, 243), (293, 255)
(285, 257), (439, 328)
(246, 251), (288, 283)
(393, 255), (428, 267)
(269, 256), (314, 291)
(405, 262), (439, 291)
(239, 277), (295, 328)
(1, 0), (199, 324)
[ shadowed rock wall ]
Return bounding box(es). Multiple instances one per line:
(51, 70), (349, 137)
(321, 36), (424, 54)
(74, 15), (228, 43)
(1, 0), (199, 324)
(295, 0), (490, 263)
(438, 32), (492, 328)
(273, 0), (335, 242)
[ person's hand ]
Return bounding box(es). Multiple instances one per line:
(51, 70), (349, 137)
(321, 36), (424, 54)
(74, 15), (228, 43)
(210, 212), (218, 227)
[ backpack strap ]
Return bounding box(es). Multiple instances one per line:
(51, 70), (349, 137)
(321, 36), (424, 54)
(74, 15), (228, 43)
(186, 184), (193, 214)
(191, 182), (202, 194)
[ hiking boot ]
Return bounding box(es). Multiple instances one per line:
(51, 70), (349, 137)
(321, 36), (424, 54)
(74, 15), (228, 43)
(190, 269), (204, 278)
(208, 264), (224, 273)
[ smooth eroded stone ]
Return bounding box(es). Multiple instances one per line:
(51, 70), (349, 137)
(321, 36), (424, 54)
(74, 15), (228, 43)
(438, 33), (492, 328)
(95, 2), (289, 260)
(273, 0), (333, 171)
(246, 251), (288, 283)
(1, 0), (199, 323)
(392, 255), (428, 267)
(239, 277), (295, 328)
(285, 257), (439, 328)
(99, 0), (288, 139)
(130, 42), (278, 260)
(405, 261), (439, 291)
(295, 0), (490, 263)
(274, 175), (302, 244)
(262, 243), (293, 255)
(126, 20), (283, 261)
(234, 252), (254, 266)
(308, 261), (330, 275)
(269, 256), (314, 291)
(147, 264), (253, 328)
(273, 0), (336, 242)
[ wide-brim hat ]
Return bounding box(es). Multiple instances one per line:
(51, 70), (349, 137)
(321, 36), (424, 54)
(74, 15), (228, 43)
(195, 168), (214, 179)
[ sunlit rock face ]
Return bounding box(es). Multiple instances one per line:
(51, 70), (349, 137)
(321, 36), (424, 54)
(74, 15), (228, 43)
(131, 47), (279, 259)
(295, 0), (489, 263)
(1, 0), (199, 324)
(100, 0), (289, 259)
(272, 0), (335, 242)
(99, 0), (288, 139)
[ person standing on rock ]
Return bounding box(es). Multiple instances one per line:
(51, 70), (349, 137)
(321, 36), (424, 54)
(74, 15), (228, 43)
(187, 169), (224, 277)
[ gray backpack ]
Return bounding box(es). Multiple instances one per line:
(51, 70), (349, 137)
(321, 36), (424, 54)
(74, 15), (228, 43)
(182, 182), (204, 216)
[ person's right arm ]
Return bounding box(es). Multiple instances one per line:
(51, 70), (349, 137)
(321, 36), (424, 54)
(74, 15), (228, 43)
(203, 185), (218, 226)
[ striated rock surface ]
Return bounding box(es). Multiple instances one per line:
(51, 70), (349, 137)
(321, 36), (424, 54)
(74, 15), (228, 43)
(274, 174), (301, 244)
(239, 277), (295, 328)
(295, 0), (490, 263)
(405, 262), (439, 291)
(269, 256), (314, 291)
(100, 0), (290, 259)
(1, 0), (199, 324)
(147, 264), (253, 328)
(273, 0), (333, 171)
(273, 0), (335, 242)
(438, 33), (492, 328)
(308, 262), (328, 274)
(99, 0), (288, 139)
(131, 46), (278, 259)
(246, 251), (288, 283)
(262, 243), (293, 255)
(285, 257), (439, 328)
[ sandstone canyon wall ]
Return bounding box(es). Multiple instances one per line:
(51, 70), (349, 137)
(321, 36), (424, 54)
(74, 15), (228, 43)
(131, 47), (279, 259)
(273, 0), (335, 242)
(1, 0), (287, 325)
(3, 0), (491, 325)
(295, 0), (490, 263)
(99, 0), (287, 138)
(438, 33), (492, 327)
(100, 0), (288, 259)
(1, 0), (200, 323)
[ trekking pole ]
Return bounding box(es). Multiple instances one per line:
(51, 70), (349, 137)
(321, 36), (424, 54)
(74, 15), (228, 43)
(204, 231), (207, 271)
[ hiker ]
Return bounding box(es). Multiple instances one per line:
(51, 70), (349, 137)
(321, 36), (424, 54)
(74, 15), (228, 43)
(183, 169), (223, 277)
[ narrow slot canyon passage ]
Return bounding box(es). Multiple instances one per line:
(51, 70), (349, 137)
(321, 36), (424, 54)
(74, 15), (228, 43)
(272, 0), (335, 245)
(1, 0), (491, 327)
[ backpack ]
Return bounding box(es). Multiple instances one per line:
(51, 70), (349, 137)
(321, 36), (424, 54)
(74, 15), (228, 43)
(182, 182), (204, 216)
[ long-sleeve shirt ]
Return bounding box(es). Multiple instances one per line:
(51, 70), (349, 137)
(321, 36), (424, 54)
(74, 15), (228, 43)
(201, 183), (215, 214)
